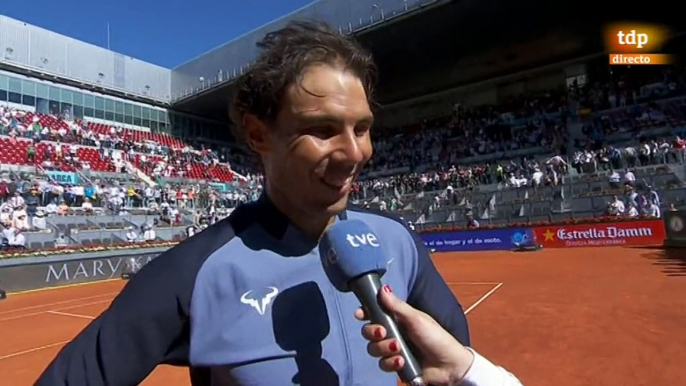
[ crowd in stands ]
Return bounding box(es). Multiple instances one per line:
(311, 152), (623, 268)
(351, 66), (686, 202)
(1, 63), (685, 245)
(603, 187), (662, 218)
(0, 106), (243, 182)
(0, 170), (262, 249)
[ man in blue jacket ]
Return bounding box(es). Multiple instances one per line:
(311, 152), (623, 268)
(37, 20), (470, 385)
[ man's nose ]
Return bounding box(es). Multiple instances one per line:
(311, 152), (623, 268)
(334, 130), (365, 164)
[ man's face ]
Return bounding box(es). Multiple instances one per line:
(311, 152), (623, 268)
(258, 64), (373, 219)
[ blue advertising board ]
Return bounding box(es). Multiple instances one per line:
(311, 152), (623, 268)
(46, 171), (79, 185)
(209, 182), (227, 192)
(420, 227), (534, 252)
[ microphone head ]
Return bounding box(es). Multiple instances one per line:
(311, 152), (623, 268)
(319, 219), (387, 292)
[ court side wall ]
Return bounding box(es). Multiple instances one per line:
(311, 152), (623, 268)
(419, 218), (667, 252)
(0, 247), (168, 293)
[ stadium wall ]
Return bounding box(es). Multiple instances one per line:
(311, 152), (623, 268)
(0, 247), (169, 293)
(0, 218), (671, 293)
(0, 15), (171, 101)
(420, 219), (666, 252)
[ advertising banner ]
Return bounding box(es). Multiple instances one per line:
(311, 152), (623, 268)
(420, 227), (534, 252)
(209, 182), (227, 192)
(533, 219), (665, 248)
(46, 170), (79, 184)
(0, 253), (160, 292)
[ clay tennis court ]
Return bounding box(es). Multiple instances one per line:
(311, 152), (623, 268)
(1, 246), (685, 385)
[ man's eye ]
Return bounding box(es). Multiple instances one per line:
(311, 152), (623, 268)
(354, 125), (370, 137)
(306, 126), (335, 138)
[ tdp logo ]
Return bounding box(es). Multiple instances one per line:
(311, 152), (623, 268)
(617, 30), (648, 49)
(346, 233), (380, 248)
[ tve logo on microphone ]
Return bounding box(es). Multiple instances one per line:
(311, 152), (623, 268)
(346, 233), (380, 248)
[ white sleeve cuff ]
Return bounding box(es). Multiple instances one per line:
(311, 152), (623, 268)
(459, 347), (523, 386)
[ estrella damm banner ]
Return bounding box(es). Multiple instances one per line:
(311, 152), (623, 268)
(533, 220), (665, 248)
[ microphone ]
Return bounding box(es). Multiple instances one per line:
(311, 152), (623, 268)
(319, 219), (425, 386)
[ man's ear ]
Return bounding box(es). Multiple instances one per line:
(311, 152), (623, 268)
(244, 114), (271, 156)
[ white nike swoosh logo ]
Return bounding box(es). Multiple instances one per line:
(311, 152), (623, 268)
(387, 258), (394, 266)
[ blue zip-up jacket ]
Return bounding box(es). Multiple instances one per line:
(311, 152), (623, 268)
(37, 194), (470, 385)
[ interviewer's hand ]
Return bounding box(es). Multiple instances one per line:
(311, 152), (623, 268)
(354, 285), (474, 386)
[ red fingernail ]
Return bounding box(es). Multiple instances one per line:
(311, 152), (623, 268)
(374, 328), (383, 339)
(382, 284), (392, 293)
(389, 341), (398, 352)
(394, 358), (402, 368)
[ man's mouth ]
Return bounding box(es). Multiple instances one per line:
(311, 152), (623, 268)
(320, 175), (354, 190)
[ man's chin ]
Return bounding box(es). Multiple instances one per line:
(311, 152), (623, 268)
(326, 195), (349, 213)
(311, 192), (350, 218)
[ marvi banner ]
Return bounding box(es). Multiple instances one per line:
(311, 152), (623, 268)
(534, 219), (665, 248)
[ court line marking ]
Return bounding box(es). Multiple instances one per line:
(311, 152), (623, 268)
(0, 298), (112, 322)
(446, 282), (501, 286)
(0, 292), (118, 316)
(47, 310), (96, 320)
(0, 282), (504, 362)
(0, 340), (70, 361)
(6, 278), (121, 296)
(464, 283), (503, 315)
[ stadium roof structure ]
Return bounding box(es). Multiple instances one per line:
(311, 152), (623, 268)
(171, 0), (682, 121)
(0, 0), (680, 123)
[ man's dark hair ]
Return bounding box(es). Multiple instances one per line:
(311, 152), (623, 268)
(229, 20), (377, 143)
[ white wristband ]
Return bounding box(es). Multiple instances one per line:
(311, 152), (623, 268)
(459, 347), (523, 386)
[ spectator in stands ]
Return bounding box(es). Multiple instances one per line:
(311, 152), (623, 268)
(648, 185), (660, 207)
(623, 168), (636, 186)
(625, 184), (639, 209)
(107, 188), (124, 214)
(24, 187), (40, 222)
(465, 210), (479, 228)
(81, 198), (94, 214)
(530, 167), (544, 188)
(0, 201), (11, 224)
(9, 190), (24, 209)
(45, 200), (58, 216)
(26, 143), (36, 163)
(1, 221), (13, 249)
(675, 136), (686, 163)
(608, 169), (621, 189)
(9, 228), (25, 248)
(1, 221), (25, 250)
(546, 154), (568, 173)
(32, 209), (47, 230)
(0, 179), (7, 204)
(142, 223), (156, 242)
(648, 199), (661, 217)
(12, 204), (29, 230)
(610, 195), (625, 215)
(125, 226), (138, 243)
(185, 224), (197, 239)
(627, 202), (639, 217)
(57, 200), (69, 215)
